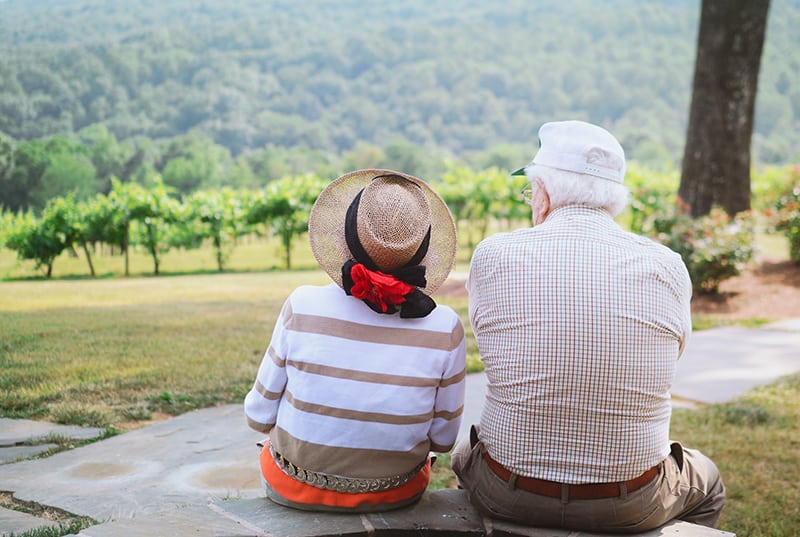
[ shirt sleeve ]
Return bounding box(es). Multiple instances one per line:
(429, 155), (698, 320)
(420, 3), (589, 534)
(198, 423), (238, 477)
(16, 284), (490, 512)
(676, 260), (693, 358)
(428, 316), (467, 452)
(466, 243), (484, 330)
(244, 297), (291, 433)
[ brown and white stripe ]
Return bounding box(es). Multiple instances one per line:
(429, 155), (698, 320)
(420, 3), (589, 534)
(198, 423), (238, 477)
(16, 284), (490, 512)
(245, 282), (467, 479)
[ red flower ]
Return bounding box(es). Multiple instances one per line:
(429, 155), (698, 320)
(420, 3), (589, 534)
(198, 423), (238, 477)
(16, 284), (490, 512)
(349, 263), (414, 312)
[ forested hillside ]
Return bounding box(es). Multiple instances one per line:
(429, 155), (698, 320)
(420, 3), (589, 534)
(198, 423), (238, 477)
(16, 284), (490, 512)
(1, 0), (798, 170)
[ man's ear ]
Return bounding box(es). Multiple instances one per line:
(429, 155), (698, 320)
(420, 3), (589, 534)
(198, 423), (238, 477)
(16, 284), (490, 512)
(532, 177), (551, 226)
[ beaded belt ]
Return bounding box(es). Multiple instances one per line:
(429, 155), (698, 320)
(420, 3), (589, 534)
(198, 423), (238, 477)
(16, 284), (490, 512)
(269, 444), (426, 494)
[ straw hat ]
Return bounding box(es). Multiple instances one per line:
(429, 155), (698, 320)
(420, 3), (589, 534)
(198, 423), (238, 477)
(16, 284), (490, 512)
(308, 169), (457, 295)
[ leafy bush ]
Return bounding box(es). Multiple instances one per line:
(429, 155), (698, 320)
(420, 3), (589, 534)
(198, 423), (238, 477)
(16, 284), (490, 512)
(766, 167), (800, 261)
(246, 174), (327, 270)
(628, 186), (677, 236)
(438, 165), (529, 255)
(622, 165), (678, 234)
(3, 202), (76, 278)
(0, 209), (13, 247)
(653, 202), (755, 294)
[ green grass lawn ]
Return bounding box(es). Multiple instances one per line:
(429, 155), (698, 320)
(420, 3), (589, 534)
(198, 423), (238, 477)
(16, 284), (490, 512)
(0, 237), (321, 281)
(1, 242), (798, 535)
(0, 271), (324, 425)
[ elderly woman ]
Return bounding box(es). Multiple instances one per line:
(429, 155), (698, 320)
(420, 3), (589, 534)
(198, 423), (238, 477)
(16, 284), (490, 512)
(245, 169), (466, 513)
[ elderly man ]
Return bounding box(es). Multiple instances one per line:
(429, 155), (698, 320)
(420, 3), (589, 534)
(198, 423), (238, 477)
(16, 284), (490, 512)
(452, 120), (726, 533)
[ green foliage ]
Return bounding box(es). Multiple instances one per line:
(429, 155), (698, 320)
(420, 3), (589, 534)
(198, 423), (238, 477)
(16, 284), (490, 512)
(0, 209), (13, 248)
(768, 167), (800, 261)
(623, 165), (679, 233)
(158, 132), (233, 194)
(77, 123), (143, 189)
(181, 188), (248, 271)
(628, 186), (674, 235)
(6, 158), (797, 290)
(626, 166), (761, 294)
(2, 197), (84, 278)
(0, 0), (798, 167)
(624, 163), (680, 193)
(0, 135), (105, 212)
(653, 204), (756, 294)
(2, 139), (51, 212)
(128, 177), (181, 275)
(0, 131), (14, 202)
(438, 164), (529, 254)
(35, 148), (99, 207)
(247, 174), (327, 270)
(102, 177), (183, 275)
(752, 165), (800, 212)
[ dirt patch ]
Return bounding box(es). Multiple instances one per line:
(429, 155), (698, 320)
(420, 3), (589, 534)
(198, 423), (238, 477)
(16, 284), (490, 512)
(691, 259), (800, 320)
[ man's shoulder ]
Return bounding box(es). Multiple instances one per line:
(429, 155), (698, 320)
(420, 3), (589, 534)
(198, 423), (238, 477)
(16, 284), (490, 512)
(624, 230), (686, 264)
(621, 231), (691, 288)
(475, 228), (533, 251)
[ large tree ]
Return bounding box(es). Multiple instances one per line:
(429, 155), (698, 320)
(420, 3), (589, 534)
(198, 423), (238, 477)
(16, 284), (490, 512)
(678, 0), (771, 217)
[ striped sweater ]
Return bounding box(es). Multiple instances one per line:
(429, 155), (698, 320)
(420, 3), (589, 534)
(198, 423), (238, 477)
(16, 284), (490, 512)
(244, 283), (467, 479)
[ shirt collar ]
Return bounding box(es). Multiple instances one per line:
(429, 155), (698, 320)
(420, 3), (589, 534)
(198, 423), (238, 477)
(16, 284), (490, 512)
(544, 204), (613, 223)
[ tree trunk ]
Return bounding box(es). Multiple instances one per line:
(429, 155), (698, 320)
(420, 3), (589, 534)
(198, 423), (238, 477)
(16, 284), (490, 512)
(678, 0), (770, 217)
(214, 235), (224, 272)
(282, 225), (292, 270)
(147, 225), (160, 276)
(81, 242), (96, 277)
(123, 221), (130, 277)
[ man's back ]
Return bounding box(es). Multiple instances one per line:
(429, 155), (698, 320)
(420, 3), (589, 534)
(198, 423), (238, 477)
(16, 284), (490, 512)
(468, 205), (692, 484)
(454, 120), (724, 532)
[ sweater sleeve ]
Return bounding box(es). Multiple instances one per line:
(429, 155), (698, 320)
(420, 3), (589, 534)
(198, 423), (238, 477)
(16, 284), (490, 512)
(244, 297), (291, 433)
(428, 316), (467, 452)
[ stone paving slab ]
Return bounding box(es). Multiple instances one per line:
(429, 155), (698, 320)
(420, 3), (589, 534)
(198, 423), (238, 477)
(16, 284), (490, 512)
(210, 490), (734, 537)
(0, 418), (104, 447)
(216, 489), (486, 537)
(0, 506), (58, 537)
(760, 318), (800, 331)
(673, 325), (800, 404)
(0, 405), (265, 521)
(0, 444), (58, 465)
(73, 504), (248, 537)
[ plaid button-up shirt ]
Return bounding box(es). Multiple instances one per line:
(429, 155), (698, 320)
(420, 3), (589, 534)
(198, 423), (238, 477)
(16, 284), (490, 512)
(468, 205), (692, 484)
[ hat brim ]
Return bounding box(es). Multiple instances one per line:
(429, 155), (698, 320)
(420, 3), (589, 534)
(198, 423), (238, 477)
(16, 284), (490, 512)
(510, 167), (527, 176)
(308, 169), (457, 295)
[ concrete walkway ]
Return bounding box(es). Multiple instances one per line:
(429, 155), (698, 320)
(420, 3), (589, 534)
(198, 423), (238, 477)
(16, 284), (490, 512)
(2, 319), (799, 536)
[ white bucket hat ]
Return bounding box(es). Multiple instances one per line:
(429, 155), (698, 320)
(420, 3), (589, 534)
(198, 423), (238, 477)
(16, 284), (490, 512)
(512, 120), (626, 183)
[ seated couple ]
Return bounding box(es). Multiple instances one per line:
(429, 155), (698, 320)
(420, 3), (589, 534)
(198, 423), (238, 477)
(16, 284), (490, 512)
(244, 121), (725, 533)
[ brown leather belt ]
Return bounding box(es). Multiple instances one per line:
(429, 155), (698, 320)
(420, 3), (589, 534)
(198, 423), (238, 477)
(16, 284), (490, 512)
(483, 451), (659, 500)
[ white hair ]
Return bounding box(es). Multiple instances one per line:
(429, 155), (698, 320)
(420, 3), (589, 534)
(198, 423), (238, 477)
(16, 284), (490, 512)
(527, 164), (630, 217)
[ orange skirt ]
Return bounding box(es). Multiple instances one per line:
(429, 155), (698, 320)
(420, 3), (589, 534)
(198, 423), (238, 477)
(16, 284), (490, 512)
(260, 442), (431, 510)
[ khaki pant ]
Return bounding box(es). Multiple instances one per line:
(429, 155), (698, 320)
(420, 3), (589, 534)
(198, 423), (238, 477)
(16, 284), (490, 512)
(451, 429), (726, 533)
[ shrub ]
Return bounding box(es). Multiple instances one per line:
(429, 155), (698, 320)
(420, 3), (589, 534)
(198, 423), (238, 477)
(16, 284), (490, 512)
(752, 165), (800, 212)
(628, 186), (677, 235)
(622, 165), (678, 234)
(767, 167), (800, 261)
(652, 201), (755, 294)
